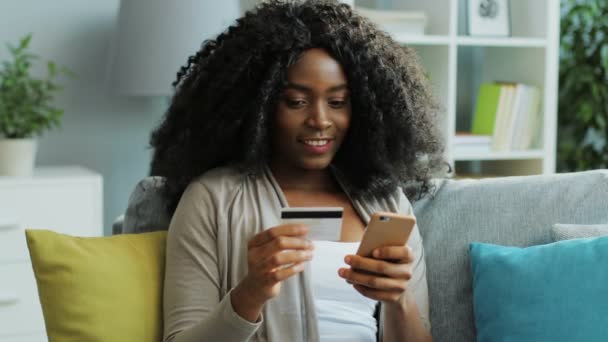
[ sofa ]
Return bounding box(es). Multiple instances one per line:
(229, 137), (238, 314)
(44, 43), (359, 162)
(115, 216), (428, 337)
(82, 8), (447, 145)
(113, 169), (608, 341)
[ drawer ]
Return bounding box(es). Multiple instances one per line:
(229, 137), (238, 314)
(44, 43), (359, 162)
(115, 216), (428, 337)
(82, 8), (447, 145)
(0, 223), (29, 264)
(0, 181), (102, 263)
(0, 262), (46, 336)
(0, 333), (47, 342)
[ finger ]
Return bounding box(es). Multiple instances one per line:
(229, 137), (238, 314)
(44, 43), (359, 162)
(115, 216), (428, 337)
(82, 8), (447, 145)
(266, 262), (306, 283)
(338, 268), (407, 292)
(344, 255), (411, 279)
(352, 284), (403, 303)
(260, 250), (313, 271)
(248, 224), (309, 248)
(372, 245), (414, 264)
(255, 235), (314, 259)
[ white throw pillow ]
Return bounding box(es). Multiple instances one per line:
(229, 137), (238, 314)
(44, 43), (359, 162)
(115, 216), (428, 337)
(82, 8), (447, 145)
(551, 223), (608, 241)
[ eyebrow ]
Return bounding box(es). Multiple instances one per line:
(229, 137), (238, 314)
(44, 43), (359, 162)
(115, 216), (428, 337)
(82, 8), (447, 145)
(284, 83), (348, 93)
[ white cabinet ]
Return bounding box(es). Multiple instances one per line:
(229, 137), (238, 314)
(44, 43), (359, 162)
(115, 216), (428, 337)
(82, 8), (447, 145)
(355, 0), (560, 177)
(0, 166), (103, 341)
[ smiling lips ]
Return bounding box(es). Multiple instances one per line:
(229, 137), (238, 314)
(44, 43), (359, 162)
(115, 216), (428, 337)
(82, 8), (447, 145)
(302, 139), (330, 146)
(299, 138), (334, 154)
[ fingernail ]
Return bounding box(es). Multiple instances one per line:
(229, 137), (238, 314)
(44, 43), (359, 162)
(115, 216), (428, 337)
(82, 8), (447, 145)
(344, 256), (351, 264)
(338, 269), (345, 277)
(373, 249), (380, 258)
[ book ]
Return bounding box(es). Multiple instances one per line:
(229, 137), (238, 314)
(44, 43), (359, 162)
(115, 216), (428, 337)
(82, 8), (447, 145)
(509, 84), (532, 150)
(503, 84), (529, 149)
(356, 7), (428, 35)
(471, 83), (502, 135)
(516, 86), (542, 150)
(491, 83), (516, 151)
(468, 82), (543, 152)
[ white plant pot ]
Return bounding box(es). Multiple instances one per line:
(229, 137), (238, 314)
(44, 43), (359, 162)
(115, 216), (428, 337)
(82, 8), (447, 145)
(0, 138), (38, 177)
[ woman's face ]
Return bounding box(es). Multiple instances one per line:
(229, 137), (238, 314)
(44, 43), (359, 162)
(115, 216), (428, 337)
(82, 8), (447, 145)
(272, 48), (351, 172)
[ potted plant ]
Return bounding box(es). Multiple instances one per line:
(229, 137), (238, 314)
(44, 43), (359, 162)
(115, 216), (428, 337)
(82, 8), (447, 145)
(0, 34), (72, 176)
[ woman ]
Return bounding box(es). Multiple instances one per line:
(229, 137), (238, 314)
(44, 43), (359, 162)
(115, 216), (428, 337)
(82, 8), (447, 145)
(150, 1), (444, 341)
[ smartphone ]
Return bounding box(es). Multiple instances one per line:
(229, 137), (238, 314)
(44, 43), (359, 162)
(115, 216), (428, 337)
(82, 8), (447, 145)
(356, 212), (416, 257)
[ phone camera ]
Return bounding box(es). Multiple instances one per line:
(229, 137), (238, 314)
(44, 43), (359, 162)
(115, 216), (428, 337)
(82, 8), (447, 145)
(380, 216), (390, 222)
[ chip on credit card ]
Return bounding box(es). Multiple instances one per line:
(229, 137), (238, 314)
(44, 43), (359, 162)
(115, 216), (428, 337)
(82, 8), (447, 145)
(280, 207), (343, 241)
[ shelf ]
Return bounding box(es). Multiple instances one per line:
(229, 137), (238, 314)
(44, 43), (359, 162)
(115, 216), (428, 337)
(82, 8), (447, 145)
(452, 149), (545, 161)
(394, 36), (547, 48)
(393, 34), (451, 46)
(456, 37), (547, 48)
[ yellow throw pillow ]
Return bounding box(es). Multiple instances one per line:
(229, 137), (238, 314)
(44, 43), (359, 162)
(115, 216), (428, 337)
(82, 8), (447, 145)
(25, 229), (167, 342)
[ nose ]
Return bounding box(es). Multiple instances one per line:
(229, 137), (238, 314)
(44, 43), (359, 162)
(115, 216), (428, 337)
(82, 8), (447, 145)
(305, 103), (332, 131)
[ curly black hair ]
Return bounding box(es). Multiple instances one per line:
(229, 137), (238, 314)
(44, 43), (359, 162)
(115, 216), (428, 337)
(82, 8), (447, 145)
(150, 0), (446, 214)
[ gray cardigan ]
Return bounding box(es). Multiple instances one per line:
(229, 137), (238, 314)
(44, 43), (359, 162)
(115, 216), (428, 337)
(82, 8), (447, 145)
(163, 166), (430, 342)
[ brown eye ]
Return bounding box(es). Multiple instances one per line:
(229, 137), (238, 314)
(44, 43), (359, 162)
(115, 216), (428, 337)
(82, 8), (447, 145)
(285, 99), (307, 108)
(328, 99), (347, 108)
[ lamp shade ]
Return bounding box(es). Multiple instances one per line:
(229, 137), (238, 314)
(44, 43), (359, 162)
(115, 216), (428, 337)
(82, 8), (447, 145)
(107, 1), (240, 96)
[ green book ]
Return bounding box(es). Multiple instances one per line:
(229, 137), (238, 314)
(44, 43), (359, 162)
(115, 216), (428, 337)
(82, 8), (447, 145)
(472, 83), (502, 135)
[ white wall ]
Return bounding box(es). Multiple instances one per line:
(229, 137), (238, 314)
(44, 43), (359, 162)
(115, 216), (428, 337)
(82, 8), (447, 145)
(0, 1), (287, 235)
(0, 0), (165, 235)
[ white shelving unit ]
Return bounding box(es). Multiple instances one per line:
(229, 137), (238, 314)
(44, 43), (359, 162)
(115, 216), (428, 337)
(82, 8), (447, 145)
(0, 167), (103, 341)
(357, 0), (560, 177)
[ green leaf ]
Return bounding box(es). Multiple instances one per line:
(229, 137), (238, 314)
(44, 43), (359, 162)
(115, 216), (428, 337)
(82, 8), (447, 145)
(601, 45), (608, 74)
(595, 112), (606, 129)
(18, 34), (32, 51)
(48, 61), (56, 77)
(0, 33), (72, 138)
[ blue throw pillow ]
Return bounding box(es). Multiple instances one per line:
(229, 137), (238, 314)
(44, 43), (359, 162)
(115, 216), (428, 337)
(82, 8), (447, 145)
(469, 237), (608, 342)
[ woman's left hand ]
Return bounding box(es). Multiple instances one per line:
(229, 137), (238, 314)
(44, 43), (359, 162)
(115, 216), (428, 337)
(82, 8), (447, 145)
(338, 245), (414, 304)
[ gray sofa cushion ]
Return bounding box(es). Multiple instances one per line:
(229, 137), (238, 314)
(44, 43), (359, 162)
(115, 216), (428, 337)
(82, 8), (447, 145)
(122, 176), (171, 234)
(413, 170), (608, 342)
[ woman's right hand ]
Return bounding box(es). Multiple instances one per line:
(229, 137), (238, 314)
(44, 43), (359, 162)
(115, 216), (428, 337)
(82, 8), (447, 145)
(231, 224), (314, 322)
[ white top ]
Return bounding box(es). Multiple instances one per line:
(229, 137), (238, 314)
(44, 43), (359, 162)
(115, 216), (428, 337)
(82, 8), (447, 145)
(310, 241), (378, 342)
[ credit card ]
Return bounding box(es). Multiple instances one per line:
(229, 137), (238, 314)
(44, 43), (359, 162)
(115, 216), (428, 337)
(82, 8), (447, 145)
(280, 207), (343, 241)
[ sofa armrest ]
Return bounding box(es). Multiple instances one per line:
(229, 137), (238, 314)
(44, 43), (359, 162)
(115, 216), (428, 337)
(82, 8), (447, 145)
(123, 177), (171, 234)
(112, 214), (125, 235)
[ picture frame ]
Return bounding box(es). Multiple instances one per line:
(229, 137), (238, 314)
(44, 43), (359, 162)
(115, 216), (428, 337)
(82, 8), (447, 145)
(467, 0), (511, 37)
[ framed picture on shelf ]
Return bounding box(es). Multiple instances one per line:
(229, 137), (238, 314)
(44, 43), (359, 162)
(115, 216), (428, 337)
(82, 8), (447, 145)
(467, 0), (511, 37)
